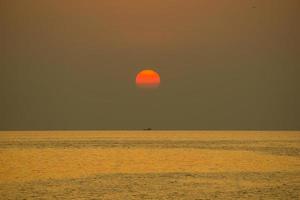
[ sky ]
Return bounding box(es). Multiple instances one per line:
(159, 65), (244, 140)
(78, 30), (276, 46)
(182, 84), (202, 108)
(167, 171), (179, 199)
(1, 0), (299, 130)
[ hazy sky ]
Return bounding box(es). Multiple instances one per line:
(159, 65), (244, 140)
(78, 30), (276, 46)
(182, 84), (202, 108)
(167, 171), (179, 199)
(1, 0), (299, 130)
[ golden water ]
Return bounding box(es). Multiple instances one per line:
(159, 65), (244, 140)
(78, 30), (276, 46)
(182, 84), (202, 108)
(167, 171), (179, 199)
(0, 131), (299, 199)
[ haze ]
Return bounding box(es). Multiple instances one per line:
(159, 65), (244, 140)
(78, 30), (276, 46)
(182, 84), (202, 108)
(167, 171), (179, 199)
(1, 0), (299, 130)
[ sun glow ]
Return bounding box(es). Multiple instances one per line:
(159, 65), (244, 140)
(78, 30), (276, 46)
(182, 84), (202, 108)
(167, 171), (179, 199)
(136, 69), (160, 88)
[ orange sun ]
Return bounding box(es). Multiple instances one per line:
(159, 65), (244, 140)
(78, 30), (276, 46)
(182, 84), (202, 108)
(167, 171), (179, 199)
(136, 69), (160, 88)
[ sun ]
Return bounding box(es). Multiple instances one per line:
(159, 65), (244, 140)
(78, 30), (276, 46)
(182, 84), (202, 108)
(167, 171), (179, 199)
(136, 69), (161, 88)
